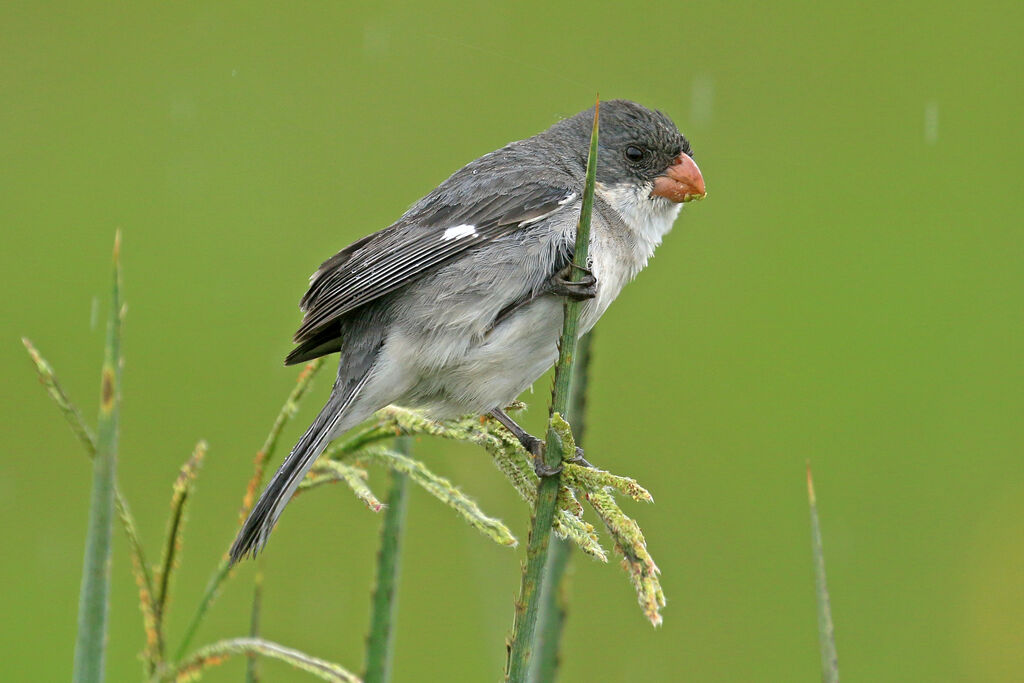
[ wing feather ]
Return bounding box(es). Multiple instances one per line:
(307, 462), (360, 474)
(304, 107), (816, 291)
(289, 181), (574, 354)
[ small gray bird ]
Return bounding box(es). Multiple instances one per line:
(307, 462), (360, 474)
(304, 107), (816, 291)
(230, 100), (705, 562)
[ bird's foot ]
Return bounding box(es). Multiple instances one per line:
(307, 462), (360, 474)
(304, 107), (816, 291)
(517, 434), (558, 477)
(490, 408), (594, 477)
(548, 264), (597, 301)
(523, 435), (593, 477)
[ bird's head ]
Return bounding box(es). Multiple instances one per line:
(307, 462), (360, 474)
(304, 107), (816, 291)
(553, 99), (706, 204)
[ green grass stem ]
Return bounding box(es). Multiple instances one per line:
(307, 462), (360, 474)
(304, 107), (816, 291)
(529, 331), (593, 682)
(23, 334), (161, 673)
(807, 464), (839, 682)
(505, 99), (600, 682)
(151, 441), (206, 668)
(72, 231), (123, 683)
(363, 438), (411, 683)
(245, 560), (265, 683)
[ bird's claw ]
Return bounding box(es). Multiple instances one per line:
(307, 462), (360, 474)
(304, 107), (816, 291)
(548, 264), (597, 301)
(489, 408), (593, 478)
(533, 458), (563, 478)
(525, 436), (592, 477)
(523, 436), (563, 477)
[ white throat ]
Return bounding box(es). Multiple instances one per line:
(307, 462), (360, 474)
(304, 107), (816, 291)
(576, 181), (684, 330)
(596, 181), (682, 263)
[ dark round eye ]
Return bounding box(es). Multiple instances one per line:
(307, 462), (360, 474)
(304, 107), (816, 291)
(624, 145), (644, 162)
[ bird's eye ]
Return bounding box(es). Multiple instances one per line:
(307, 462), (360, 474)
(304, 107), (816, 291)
(624, 145), (644, 162)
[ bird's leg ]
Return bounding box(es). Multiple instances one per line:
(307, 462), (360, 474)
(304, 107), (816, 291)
(489, 408), (592, 477)
(489, 408), (556, 476)
(546, 263), (598, 301)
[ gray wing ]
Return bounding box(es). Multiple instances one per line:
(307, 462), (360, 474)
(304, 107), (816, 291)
(286, 180), (576, 365)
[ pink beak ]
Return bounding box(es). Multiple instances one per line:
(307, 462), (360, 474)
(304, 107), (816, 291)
(651, 153), (706, 203)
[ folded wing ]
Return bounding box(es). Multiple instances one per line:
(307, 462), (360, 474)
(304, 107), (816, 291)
(286, 180), (575, 365)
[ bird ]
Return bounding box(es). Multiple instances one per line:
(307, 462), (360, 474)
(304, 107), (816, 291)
(229, 99), (705, 563)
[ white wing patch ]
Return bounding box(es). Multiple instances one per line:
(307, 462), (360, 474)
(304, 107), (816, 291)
(441, 224), (478, 241)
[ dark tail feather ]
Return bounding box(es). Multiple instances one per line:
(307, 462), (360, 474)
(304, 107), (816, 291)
(229, 373), (369, 563)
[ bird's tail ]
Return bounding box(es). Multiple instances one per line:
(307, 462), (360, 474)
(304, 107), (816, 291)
(229, 372), (371, 564)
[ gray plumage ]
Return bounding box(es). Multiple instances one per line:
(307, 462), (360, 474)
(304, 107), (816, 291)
(230, 100), (702, 562)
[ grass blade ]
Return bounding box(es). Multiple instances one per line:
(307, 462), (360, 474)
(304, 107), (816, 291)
(171, 637), (360, 682)
(22, 337), (96, 453)
(245, 560), (265, 683)
(363, 438), (412, 683)
(23, 334), (161, 673)
(116, 494), (161, 673)
(153, 441), (207, 655)
(585, 488), (664, 626)
(360, 446), (516, 547)
(174, 561), (231, 665)
(807, 464), (839, 682)
(505, 98), (600, 682)
(174, 360), (323, 662)
(72, 231), (123, 683)
(561, 462), (653, 504)
(298, 461), (383, 512)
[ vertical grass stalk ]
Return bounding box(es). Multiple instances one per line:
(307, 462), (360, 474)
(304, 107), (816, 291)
(528, 332), (593, 682)
(364, 437), (412, 683)
(152, 440), (206, 669)
(72, 231), (123, 683)
(22, 335), (164, 671)
(246, 559), (265, 683)
(22, 337), (161, 672)
(505, 100), (600, 682)
(807, 464), (839, 682)
(529, 538), (571, 683)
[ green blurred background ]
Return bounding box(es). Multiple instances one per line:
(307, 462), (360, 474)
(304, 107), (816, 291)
(3, 1), (1022, 680)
